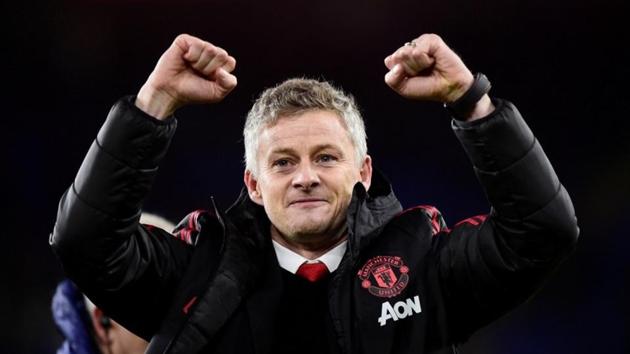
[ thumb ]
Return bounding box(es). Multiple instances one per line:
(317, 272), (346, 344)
(385, 64), (407, 91)
(214, 68), (238, 92)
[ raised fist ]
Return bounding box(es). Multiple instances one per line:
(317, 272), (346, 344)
(136, 34), (237, 119)
(384, 34), (475, 104)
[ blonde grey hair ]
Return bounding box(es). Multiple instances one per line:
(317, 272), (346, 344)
(243, 78), (367, 176)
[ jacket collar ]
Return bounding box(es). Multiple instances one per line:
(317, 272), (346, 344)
(345, 168), (403, 259)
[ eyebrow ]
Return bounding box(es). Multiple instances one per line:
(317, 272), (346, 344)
(268, 144), (344, 157)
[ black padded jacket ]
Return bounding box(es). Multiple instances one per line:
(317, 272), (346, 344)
(50, 97), (579, 354)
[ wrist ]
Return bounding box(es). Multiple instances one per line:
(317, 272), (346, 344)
(444, 72), (493, 120)
(463, 94), (495, 122)
(444, 71), (475, 104)
(135, 84), (179, 120)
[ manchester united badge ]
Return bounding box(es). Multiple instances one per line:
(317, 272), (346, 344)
(357, 256), (409, 298)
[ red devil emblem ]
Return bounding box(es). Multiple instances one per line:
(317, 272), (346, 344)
(357, 256), (409, 298)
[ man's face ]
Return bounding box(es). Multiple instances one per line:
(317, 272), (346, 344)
(245, 110), (372, 246)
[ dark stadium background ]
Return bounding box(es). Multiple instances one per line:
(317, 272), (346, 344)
(4, 0), (628, 352)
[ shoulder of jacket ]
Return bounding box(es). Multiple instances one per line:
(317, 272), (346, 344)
(169, 209), (219, 246)
(392, 205), (449, 236)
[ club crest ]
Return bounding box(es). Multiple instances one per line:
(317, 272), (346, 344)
(357, 256), (409, 298)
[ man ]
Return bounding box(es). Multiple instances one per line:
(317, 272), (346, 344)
(50, 33), (579, 354)
(51, 214), (175, 354)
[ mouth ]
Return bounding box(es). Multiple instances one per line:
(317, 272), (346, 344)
(289, 198), (328, 207)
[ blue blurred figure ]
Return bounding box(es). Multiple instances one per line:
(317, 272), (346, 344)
(51, 279), (100, 354)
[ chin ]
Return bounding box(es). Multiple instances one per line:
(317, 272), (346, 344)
(283, 223), (330, 242)
(290, 224), (330, 239)
(287, 217), (342, 241)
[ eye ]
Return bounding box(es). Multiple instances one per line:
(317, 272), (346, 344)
(272, 158), (292, 169)
(317, 154), (338, 164)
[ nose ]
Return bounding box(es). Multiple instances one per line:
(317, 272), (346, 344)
(292, 162), (320, 190)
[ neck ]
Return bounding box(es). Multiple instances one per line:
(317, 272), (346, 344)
(270, 225), (347, 260)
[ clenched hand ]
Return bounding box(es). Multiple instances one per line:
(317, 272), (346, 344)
(384, 34), (493, 120)
(136, 34), (237, 119)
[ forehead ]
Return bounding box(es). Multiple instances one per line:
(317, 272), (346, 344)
(258, 110), (353, 153)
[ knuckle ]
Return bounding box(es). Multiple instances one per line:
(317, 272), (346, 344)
(203, 43), (217, 55)
(174, 33), (191, 43)
(227, 57), (237, 70)
(427, 33), (443, 44)
(419, 33), (440, 43)
(212, 47), (227, 58)
(411, 48), (425, 59)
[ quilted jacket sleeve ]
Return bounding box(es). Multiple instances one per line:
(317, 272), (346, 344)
(50, 97), (194, 339)
(434, 98), (579, 341)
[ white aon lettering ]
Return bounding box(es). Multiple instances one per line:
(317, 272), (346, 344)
(378, 295), (422, 326)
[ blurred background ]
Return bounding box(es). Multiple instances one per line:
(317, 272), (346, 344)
(4, 0), (628, 352)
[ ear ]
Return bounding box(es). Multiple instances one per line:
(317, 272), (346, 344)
(244, 170), (264, 206)
(90, 307), (111, 345)
(359, 155), (373, 192)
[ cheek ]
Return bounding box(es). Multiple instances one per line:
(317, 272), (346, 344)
(340, 169), (361, 193)
(330, 174), (358, 209)
(259, 179), (286, 208)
